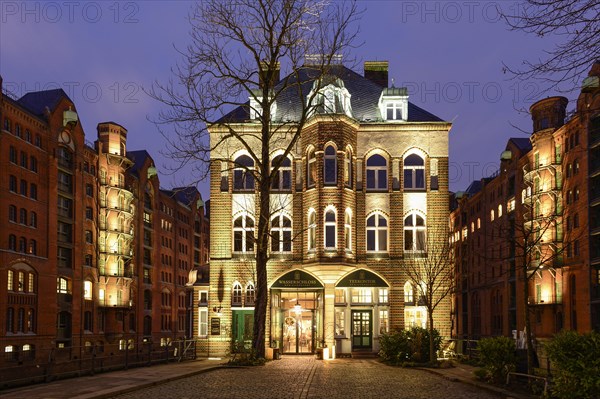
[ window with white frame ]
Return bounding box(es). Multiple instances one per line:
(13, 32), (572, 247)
(344, 209), (352, 251)
(404, 154), (425, 190)
(57, 277), (69, 294)
(324, 208), (337, 249)
(366, 154), (388, 190)
(233, 155), (255, 191)
(379, 310), (389, 334)
(351, 288), (372, 303)
(198, 308), (208, 337)
(386, 102), (402, 120)
(404, 281), (414, 303)
(306, 147), (316, 188)
(233, 214), (255, 253)
(335, 308), (346, 336)
(245, 282), (256, 306)
(232, 282), (243, 306)
(378, 288), (389, 304)
(271, 155), (291, 191)
(308, 209), (316, 251)
(366, 213), (388, 252)
(404, 213), (426, 251)
(271, 214), (292, 253)
(324, 145), (337, 185)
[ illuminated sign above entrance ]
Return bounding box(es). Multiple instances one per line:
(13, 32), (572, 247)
(271, 270), (323, 289)
(337, 269), (389, 288)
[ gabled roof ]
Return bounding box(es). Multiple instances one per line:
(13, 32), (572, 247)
(126, 150), (153, 177)
(17, 89), (72, 117)
(218, 64), (444, 124)
(171, 186), (202, 207)
(508, 137), (532, 152)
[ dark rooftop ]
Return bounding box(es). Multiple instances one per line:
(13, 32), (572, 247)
(17, 89), (72, 117)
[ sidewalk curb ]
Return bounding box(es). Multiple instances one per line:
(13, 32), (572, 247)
(76, 364), (228, 399)
(415, 367), (535, 399)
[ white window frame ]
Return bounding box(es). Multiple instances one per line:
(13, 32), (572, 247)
(233, 155), (255, 191)
(306, 147), (316, 188)
(232, 282), (243, 306)
(324, 207), (337, 250)
(404, 213), (426, 252)
(198, 308), (208, 337)
(366, 154), (388, 191)
(271, 155), (292, 191)
(84, 280), (93, 300)
(233, 214), (255, 253)
(271, 213), (292, 253)
(366, 212), (388, 252)
(344, 209), (352, 251)
(308, 209), (316, 251)
(324, 144), (337, 185)
(403, 153), (425, 190)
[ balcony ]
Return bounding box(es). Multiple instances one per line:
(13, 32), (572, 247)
(102, 204), (134, 216)
(100, 248), (133, 258)
(528, 294), (563, 305)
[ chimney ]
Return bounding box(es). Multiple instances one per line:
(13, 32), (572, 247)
(364, 61), (389, 87)
(259, 61), (280, 89)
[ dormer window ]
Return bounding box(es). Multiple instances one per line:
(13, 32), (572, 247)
(379, 86), (408, 122)
(307, 77), (353, 118)
(249, 90), (277, 120)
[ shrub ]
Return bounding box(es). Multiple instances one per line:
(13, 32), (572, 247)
(545, 330), (600, 399)
(378, 327), (442, 365)
(476, 336), (517, 383)
(379, 329), (411, 364)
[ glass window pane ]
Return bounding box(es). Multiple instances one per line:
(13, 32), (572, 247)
(326, 226), (336, 247)
(378, 230), (387, 251)
(416, 169), (425, 188)
(404, 170), (413, 188)
(367, 230), (376, 251)
(378, 170), (387, 189)
(405, 230), (413, 250)
(366, 170), (375, 189)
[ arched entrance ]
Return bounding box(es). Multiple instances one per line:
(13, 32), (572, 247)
(270, 269), (324, 354)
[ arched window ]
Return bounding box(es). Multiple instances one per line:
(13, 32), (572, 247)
(404, 154), (425, 190)
(308, 209), (316, 251)
(367, 213), (388, 252)
(324, 208), (337, 249)
(232, 282), (243, 306)
(498, 204), (503, 218)
(271, 155), (291, 191)
(344, 147), (353, 187)
(18, 237), (27, 253)
(144, 290), (153, 310)
(6, 308), (14, 333)
(404, 213), (426, 252)
(29, 239), (37, 255)
(245, 282), (255, 306)
(344, 209), (352, 251)
(9, 205), (16, 222)
(30, 211), (37, 227)
(9, 234), (17, 251)
(233, 155), (255, 191)
(233, 214), (255, 253)
(19, 208), (27, 225)
(57, 311), (72, 338)
(324, 145), (337, 185)
(271, 214), (292, 252)
(306, 147), (316, 188)
(404, 281), (414, 303)
(366, 154), (387, 190)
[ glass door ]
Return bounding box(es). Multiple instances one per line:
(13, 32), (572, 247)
(283, 310), (313, 354)
(351, 310), (372, 349)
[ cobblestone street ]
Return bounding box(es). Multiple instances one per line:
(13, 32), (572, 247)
(117, 357), (498, 399)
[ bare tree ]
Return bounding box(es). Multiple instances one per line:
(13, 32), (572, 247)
(501, 0), (600, 92)
(405, 224), (454, 363)
(148, 0), (360, 359)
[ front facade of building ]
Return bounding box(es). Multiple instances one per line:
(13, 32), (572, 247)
(206, 61), (452, 357)
(0, 79), (209, 380)
(450, 63), (600, 350)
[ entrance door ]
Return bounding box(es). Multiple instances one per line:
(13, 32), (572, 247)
(232, 310), (254, 350)
(351, 310), (372, 349)
(282, 310), (313, 354)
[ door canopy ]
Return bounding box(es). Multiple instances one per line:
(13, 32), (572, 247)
(337, 269), (389, 288)
(271, 269), (324, 289)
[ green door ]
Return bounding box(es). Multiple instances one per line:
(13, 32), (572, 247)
(232, 310), (254, 350)
(352, 310), (372, 349)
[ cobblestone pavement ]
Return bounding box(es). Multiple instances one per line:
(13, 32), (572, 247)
(117, 356), (499, 399)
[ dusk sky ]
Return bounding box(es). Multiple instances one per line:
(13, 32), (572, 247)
(1, 1), (572, 199)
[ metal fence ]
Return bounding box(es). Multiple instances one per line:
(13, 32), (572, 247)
(0, 338), (208, 390)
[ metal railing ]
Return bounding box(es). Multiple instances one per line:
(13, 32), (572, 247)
(0, 338), (207, 390)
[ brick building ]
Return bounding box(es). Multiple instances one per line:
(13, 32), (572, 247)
(450, 63), (600, 350)
(0, 78), (209, 378)
(204, 61), (452, 357)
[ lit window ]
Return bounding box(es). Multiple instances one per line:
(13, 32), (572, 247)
(366, 154), (387, 190)
(7, 270), (14, 291)
(351, 288), (372, 303)
(367, 213), (388, 252)
(344, 147), (353, 188)
(28, 273), (34, 292)
(404, 213), (426, 252)
(404, 281), (414, 303)
(233, 214), (255, 253)
(324, 208), (337, 249)
(84, 281), (93, 300)
(324, 145), (337, 185)
(271, 214), (292, 253)
(378, 288), (389, 304)
(379, 310), (389, 334)
(335, 308), (345, 336)
(233, 155), (255, 191)
(498, 204), (503, 218)
(404, 154), (425, 190)
(198, 308), (208, 337)
(490, 209), (495, 221)
(57, 277), (69, 294)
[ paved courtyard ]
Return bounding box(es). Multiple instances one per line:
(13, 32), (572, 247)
(117, 357), (499, 399)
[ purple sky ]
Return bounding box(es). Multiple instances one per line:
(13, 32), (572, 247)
(1, 1), (570, 200)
